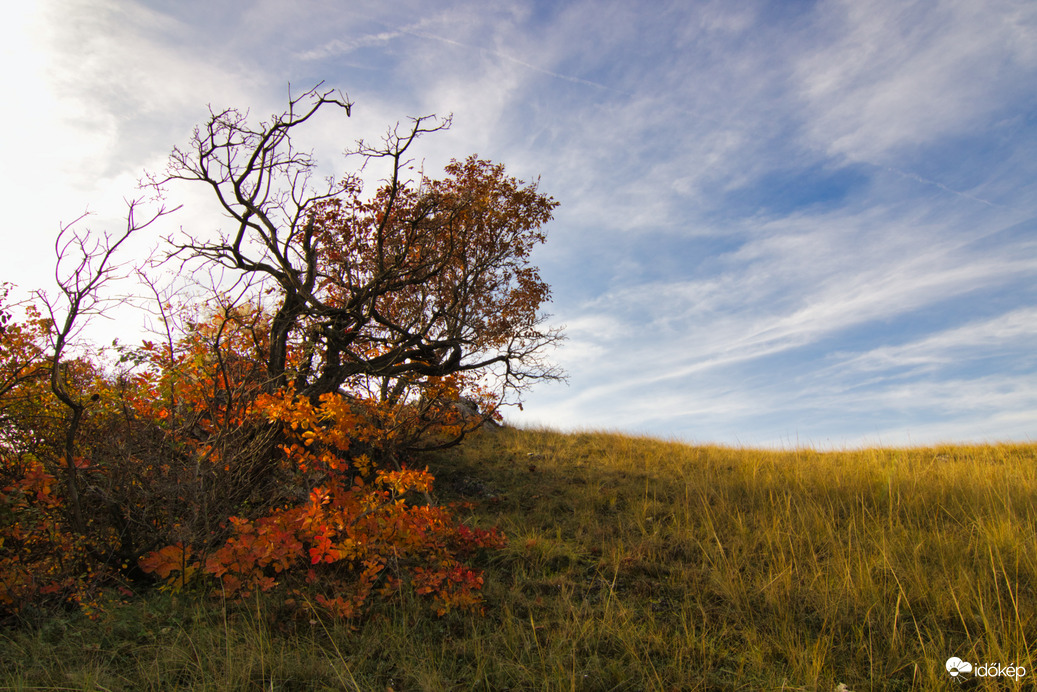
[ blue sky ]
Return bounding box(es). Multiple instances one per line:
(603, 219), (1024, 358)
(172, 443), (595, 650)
(2, 0), (1036, 447)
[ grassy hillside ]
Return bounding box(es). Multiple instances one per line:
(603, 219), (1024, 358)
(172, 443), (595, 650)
(2, 427), (1035, 690)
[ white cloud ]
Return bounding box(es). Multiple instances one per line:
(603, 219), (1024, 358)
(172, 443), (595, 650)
(296, 30), (405, 62)
(564, 199), (1034, 375)
(796, 0), (1037, 162)
(834, 306), (1037, 375)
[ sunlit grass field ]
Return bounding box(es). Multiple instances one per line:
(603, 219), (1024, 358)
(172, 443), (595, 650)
(2, 427), (1035, 690)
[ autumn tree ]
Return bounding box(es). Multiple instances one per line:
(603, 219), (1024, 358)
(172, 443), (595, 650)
(150, 83), (563, 454)
(130, 84), (565, 617)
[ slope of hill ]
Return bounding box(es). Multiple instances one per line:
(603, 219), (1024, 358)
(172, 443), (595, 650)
(3, 427), (1034, 690)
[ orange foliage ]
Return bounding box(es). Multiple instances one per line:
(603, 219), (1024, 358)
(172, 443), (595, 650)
(0, 88), (561, 622)
(1, 289), (509, 620)
(139, 386), (507, 618)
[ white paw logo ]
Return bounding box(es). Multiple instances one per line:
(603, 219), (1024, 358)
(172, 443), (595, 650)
(946, 657), (973, 677)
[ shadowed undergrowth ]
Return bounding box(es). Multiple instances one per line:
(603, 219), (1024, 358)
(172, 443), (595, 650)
(2, 427), (1034, 690)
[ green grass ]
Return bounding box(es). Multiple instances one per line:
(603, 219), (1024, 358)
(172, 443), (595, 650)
(2, 427), (1035, 690)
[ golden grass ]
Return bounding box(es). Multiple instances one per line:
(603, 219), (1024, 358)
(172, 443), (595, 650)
(2, 427), (1034, 690)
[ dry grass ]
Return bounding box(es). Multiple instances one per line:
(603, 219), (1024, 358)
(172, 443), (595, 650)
(2, 426), (1035, 690)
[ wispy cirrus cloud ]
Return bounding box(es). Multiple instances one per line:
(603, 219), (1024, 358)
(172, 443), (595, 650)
(295, 30), (405, 62)
(833, 307), (1037, 376)
(514, 180), (1037, 444)
(795, 0), (1037, 163)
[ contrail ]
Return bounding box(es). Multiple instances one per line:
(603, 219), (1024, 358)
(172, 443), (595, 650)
(886, 166), (1003, 208)
(400, 27), (628, 94)
(312, 11), (628, 95)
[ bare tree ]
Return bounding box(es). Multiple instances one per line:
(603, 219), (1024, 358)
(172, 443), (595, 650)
(38, 200), (176, 533)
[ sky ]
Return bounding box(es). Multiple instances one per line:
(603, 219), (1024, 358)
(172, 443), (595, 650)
(2, 0), (1036, 448)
